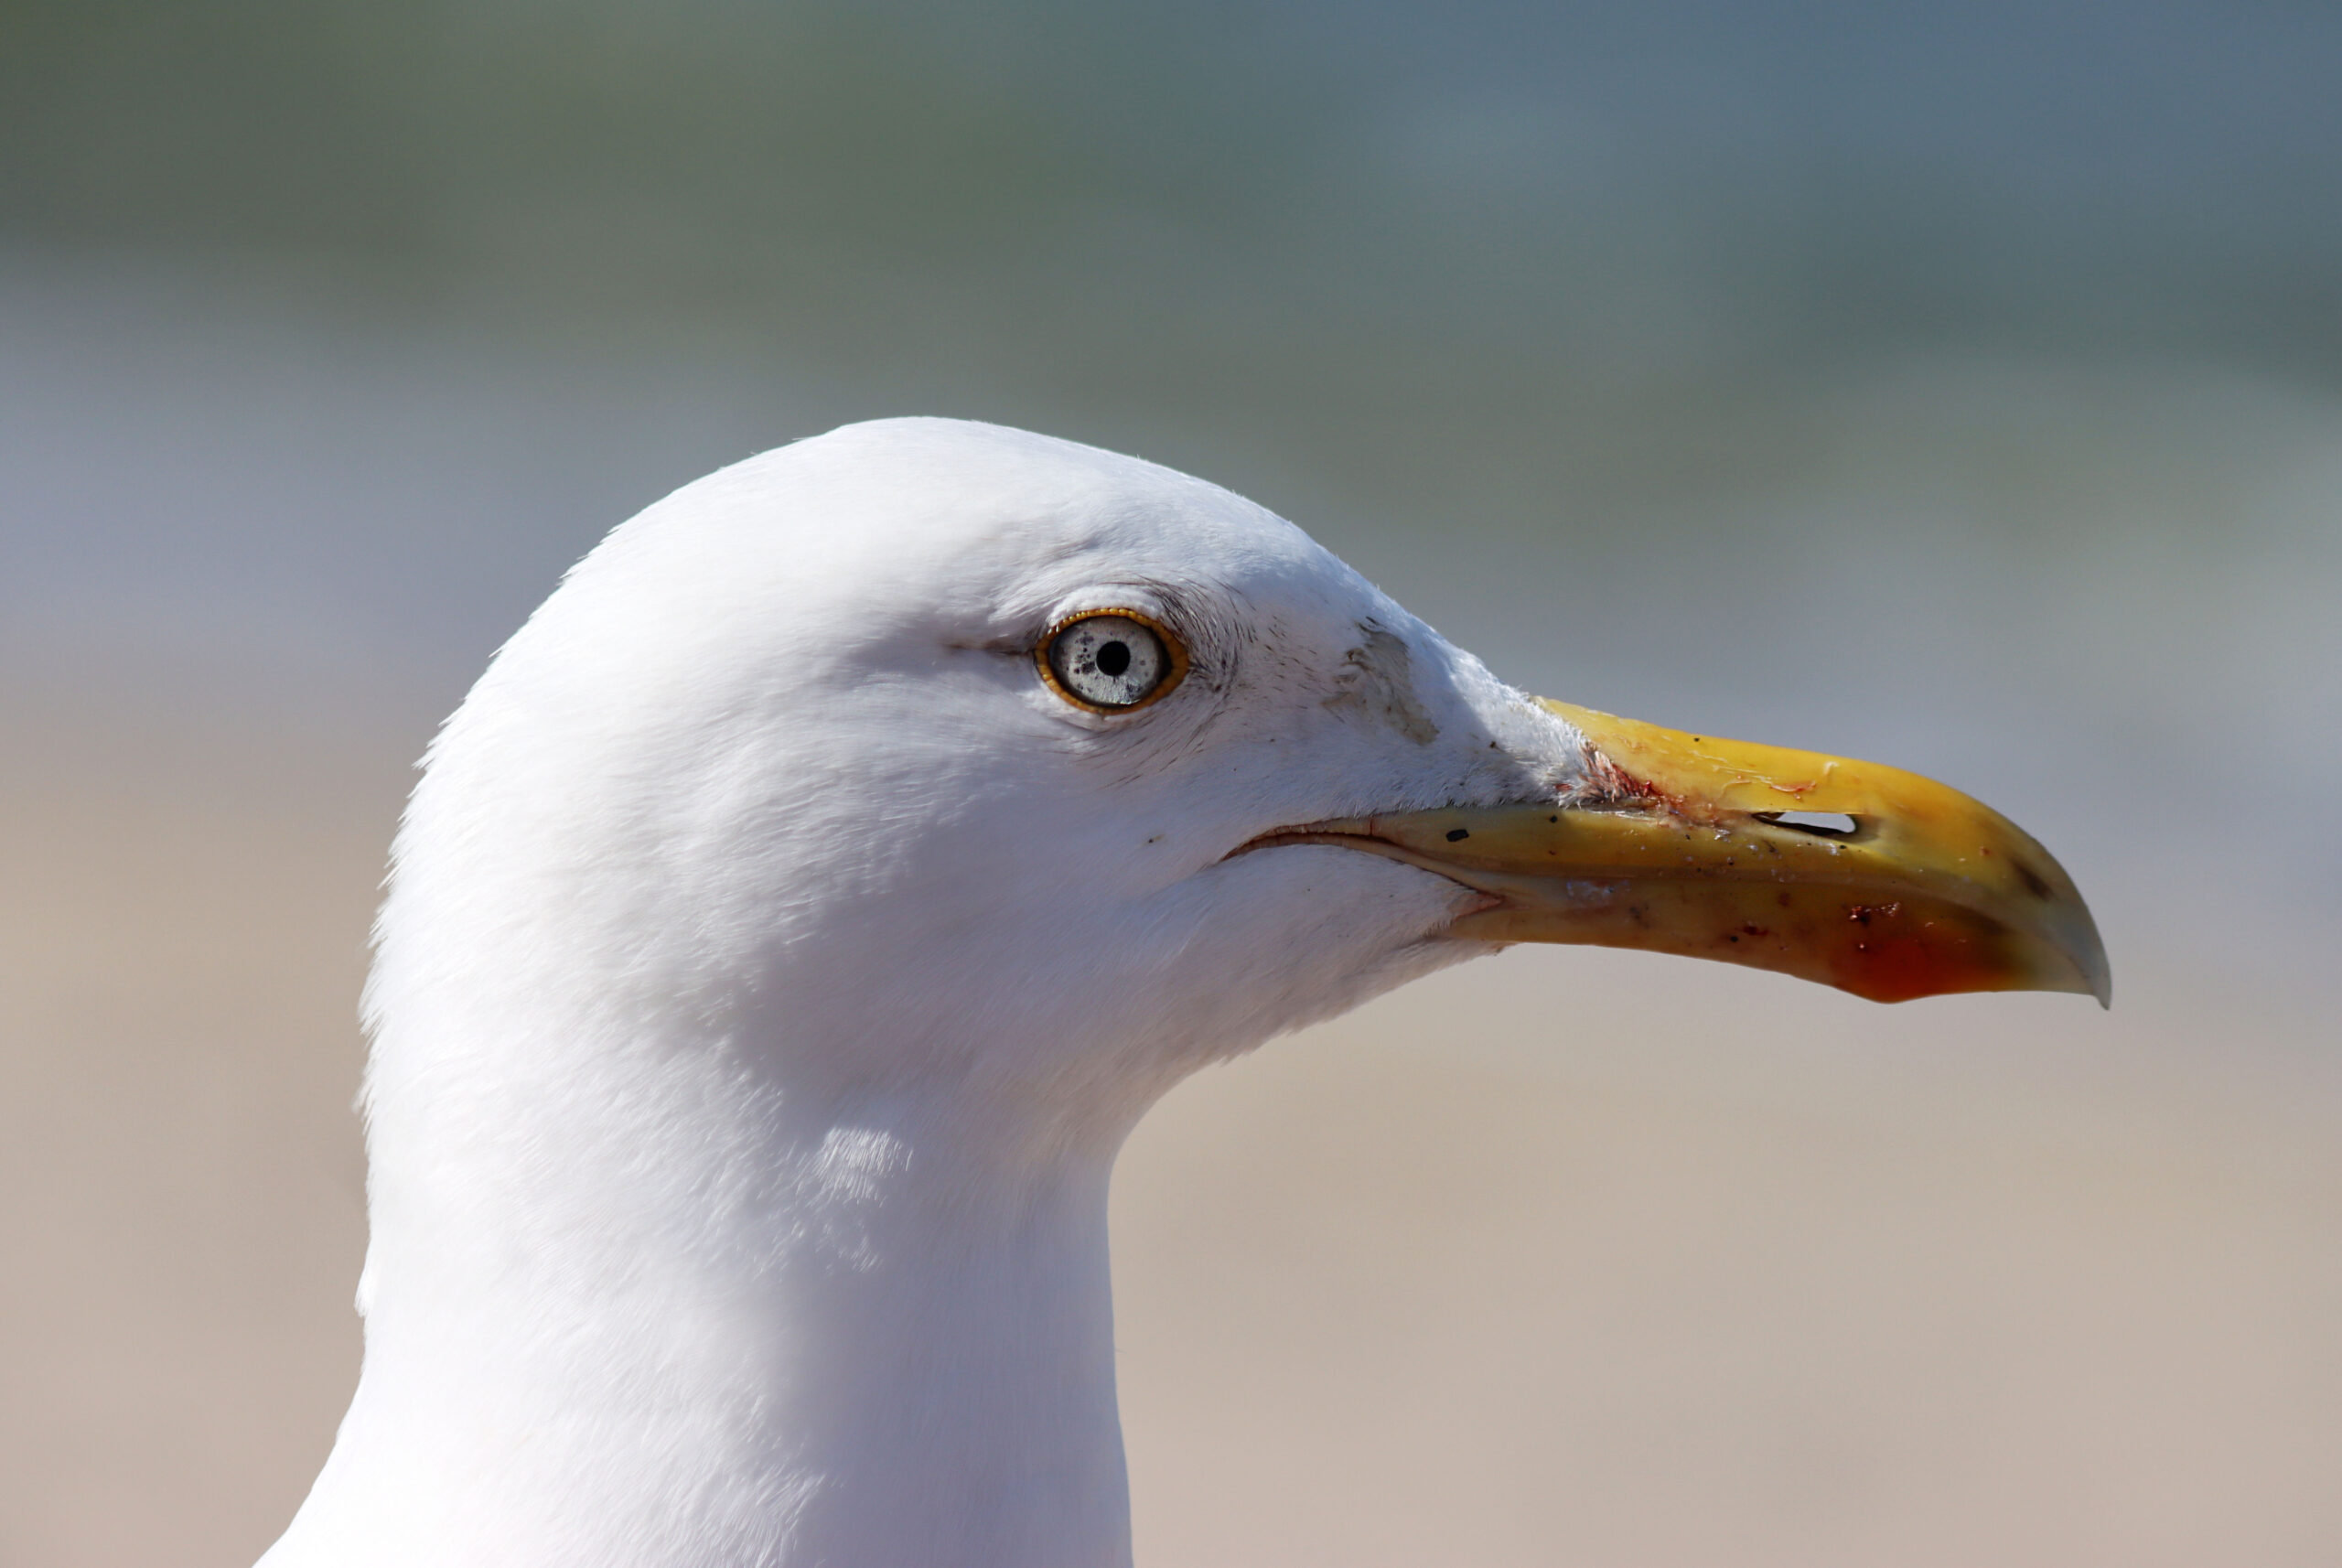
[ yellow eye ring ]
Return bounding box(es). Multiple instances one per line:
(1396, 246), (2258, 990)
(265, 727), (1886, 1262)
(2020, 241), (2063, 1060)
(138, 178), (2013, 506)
(1037, 608), (1189, 714)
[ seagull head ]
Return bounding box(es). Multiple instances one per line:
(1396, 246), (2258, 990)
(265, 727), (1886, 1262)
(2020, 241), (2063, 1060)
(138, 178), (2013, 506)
(378, 417), (2101, 1149)
(297, 417), (2105, 1568)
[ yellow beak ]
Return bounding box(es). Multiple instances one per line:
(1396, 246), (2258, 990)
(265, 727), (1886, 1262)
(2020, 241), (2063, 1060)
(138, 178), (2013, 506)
(1273, 700), (2110, 1005)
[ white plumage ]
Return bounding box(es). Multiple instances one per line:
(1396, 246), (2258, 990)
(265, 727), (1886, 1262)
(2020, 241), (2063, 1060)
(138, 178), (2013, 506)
(263, 418), (1592, 1567)
(261, 415), (2102, 1567)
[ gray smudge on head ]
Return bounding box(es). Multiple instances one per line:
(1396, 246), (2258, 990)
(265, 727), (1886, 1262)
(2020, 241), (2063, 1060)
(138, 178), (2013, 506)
(1324, 624), (1440, 746)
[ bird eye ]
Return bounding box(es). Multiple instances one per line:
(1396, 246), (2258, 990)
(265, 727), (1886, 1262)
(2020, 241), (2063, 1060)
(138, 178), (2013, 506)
(1039, 610), (1186, 713)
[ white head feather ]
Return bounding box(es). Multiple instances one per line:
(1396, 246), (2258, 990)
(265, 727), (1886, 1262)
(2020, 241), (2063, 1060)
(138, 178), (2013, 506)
(263, 418), (1591, 1568)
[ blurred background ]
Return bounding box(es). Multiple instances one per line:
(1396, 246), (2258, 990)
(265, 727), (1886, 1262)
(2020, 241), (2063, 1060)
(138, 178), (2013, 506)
(3, 2), (2338, 1563)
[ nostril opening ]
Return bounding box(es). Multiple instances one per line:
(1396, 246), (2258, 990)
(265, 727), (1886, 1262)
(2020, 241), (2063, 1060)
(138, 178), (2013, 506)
(1768, 810), (1861, 838)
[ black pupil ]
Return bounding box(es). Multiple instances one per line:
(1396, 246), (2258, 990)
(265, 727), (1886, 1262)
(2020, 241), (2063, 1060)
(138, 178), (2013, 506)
(1095, 639), (1133, 678)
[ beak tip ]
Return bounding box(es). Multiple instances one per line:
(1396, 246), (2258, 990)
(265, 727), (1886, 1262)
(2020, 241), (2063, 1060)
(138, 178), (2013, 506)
(2066, 917), (2113, 1009)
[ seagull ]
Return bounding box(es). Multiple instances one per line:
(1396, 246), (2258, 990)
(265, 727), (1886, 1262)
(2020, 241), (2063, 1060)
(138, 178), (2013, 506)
(258, 417), (2106, 1568)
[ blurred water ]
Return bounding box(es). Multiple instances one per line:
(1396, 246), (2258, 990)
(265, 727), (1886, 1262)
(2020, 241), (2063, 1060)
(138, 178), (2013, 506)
(9, 1), (2342, 371)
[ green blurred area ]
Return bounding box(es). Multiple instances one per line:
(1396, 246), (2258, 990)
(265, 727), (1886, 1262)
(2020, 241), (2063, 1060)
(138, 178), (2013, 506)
(10, 0), (2342, 397)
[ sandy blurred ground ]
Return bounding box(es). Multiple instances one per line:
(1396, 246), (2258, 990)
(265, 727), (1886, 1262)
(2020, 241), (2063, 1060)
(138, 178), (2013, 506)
(5, 681), (2337, 1568)
(0, 687), (383, 1568)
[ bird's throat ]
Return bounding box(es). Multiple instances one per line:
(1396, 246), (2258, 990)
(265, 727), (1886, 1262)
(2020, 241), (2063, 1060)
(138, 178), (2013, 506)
(274, 1065), (1140, 1568)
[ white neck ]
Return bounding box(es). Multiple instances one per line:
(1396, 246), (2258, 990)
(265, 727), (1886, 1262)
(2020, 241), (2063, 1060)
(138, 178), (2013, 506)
(268, 1001), (1145, 1568)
